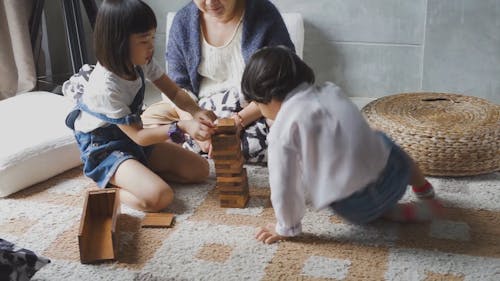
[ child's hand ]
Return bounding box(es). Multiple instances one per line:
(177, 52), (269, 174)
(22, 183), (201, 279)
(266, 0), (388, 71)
(198, 139), (212, 153)
(255, 223), (284, 244)
(231, 112), (244, 130)
(193, 109), (217, 126)
(178, 119), (214, 142)
(207, 142), (213, 158)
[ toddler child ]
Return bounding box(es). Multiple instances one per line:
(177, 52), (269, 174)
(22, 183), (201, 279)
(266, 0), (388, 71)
(240, 46), (441, 244)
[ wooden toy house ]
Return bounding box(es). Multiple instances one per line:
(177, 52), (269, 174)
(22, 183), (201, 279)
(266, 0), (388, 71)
(78, 188), (120, 264)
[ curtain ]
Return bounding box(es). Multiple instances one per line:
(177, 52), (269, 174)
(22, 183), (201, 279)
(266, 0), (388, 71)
(0, 0), (36, 100)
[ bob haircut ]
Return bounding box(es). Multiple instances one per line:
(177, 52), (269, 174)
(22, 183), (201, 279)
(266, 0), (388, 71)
(94, 0), (157, 78)
(241, 46), (315, 104)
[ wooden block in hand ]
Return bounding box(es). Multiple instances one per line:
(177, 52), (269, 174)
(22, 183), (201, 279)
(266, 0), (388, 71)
(141, 213), (175, 228)
(216, 118), (237, 134)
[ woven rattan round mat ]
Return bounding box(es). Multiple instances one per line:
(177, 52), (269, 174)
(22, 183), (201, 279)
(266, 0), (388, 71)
(362, 92), (500, 176)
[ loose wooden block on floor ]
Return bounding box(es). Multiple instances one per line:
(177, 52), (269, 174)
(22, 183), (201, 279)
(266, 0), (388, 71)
(141, 213), (175, 228)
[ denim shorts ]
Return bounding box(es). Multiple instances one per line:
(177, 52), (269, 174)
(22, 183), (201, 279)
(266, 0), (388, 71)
(329, 133), (411, 224)
(75, 125), (153, 188)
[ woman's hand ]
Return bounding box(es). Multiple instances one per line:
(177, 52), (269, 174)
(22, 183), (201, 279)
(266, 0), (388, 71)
(178, 119), (215, 142)
(255, 223), (285, 244)
(193, 109), (217, 125)
(231, 112), (244, 130)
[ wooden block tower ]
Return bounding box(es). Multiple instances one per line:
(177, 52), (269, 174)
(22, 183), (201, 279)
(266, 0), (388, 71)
(212, 118), (249, 208)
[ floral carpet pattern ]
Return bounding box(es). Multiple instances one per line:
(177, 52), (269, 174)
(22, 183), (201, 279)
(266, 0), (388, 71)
(0, 163), (499, 281)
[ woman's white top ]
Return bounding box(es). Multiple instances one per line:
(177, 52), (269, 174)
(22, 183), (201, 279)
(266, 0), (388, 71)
(267, 82), (391, 236)
(197, 17), (246, 102)
(74, 60), (163, 133)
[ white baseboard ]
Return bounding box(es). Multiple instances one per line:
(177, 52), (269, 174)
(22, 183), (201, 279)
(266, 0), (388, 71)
(350, 97), (377, 110)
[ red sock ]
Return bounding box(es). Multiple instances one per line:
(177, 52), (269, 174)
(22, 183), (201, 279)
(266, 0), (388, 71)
(412, 180), (435, 199)
(384, 200), (442, 222)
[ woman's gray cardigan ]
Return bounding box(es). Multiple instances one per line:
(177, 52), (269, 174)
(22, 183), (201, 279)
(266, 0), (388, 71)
(166, 0), (295, 96)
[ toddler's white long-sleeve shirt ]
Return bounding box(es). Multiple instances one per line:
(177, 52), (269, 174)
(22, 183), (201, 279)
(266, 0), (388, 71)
(267, 82), (391, 236)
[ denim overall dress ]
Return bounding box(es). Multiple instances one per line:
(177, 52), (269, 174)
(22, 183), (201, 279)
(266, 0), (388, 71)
(65, 67), (153, 188)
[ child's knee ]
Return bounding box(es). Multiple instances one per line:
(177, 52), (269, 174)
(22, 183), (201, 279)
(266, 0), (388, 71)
(196, 159), (210, 180)
(181, 158), (209, 183)
(141, 185), (174, 212)
(156, 186), (174, 208)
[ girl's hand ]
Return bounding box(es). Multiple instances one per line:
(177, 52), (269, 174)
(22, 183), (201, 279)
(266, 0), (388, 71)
(198, 139), (212, 153)
(207, 142), (214, 158)
(255, 223), (285, 244)
(193, 109), (217, 126)
(178, 119), (214, 142)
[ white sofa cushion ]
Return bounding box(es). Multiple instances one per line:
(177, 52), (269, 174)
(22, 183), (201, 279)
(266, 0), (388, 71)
(0, 92), (81, 197)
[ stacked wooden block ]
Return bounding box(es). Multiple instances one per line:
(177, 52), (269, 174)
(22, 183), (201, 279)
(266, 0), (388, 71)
(212, 118), (249, 208)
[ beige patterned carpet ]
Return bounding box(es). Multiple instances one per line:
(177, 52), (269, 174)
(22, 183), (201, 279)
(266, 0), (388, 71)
(1, 163), (499, 281)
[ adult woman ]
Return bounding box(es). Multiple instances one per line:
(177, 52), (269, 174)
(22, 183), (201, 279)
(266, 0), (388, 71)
(141, 0), (295, 163)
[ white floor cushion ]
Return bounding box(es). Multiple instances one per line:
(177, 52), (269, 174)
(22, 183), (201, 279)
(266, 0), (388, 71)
(0, 92), (81, 197)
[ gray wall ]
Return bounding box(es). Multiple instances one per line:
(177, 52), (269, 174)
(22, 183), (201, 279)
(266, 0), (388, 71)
(143, 0), (500, 104)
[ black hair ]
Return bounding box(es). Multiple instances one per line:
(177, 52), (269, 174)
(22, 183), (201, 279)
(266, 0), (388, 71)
(94, 0), (157, 78)
(241, 46), (315, 104)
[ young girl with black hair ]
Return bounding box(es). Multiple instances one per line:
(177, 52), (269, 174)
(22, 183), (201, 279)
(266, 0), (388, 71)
(64, 0), (217, 212)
